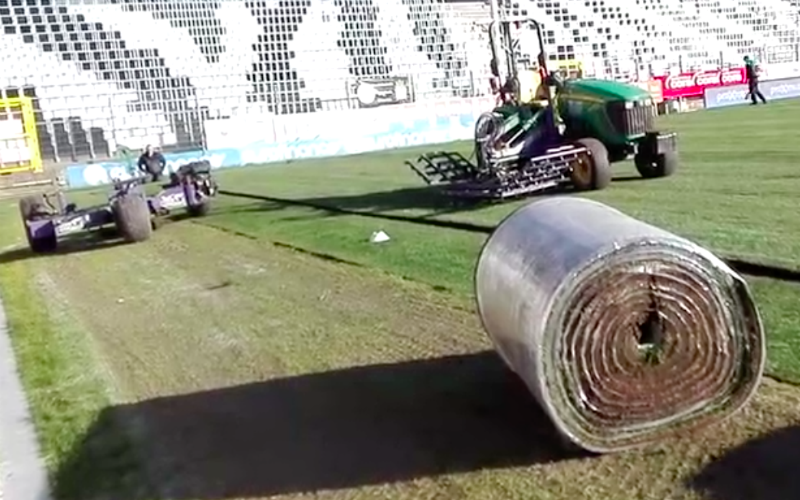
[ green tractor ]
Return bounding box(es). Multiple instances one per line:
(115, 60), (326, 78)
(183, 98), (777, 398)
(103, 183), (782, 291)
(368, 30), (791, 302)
(407, 14), (678, 200)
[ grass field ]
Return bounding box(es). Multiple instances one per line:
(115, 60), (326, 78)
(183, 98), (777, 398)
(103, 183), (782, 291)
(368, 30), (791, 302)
(3, 99), (800, 500)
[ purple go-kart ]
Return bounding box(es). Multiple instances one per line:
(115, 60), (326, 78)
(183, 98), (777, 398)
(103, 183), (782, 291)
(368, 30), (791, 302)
(19, 160), (218, 253)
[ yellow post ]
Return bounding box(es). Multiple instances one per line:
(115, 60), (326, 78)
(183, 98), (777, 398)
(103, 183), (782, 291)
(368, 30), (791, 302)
(0, 96), (43, 174)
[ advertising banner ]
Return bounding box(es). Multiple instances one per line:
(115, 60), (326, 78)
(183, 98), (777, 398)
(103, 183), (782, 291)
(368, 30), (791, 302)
(654, 67), (746, 100)
(704, 76), (800, 109)
(65, 96), (497, 189)
(66, 148), (241, 188)
(204, 96), (494, 151)
(635, 79), (664, 103)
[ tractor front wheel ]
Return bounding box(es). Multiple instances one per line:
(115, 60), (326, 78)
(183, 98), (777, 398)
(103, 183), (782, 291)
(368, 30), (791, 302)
(634, 150), (678, 179)
(571, 138), (612, 191)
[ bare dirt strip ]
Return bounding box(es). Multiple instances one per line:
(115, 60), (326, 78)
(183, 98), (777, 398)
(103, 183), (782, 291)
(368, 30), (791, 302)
(17, 220), (800, 500)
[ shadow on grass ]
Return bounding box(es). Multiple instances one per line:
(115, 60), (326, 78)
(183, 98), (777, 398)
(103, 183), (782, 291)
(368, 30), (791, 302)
(55, 351), (584, 500)
(218, 187), (498, 233)
(216, 180), (800, 283)
(687, 425), (800, 500)
(245, 185), (493, 219)
(0, 229), (128, 264)
(218, 173), (647, 223)
(614, 175), (646, 183)
(0, 213), (200, 265)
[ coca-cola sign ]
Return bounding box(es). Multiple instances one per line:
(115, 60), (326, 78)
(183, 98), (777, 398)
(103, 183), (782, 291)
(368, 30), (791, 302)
(655, 67), (746, 99)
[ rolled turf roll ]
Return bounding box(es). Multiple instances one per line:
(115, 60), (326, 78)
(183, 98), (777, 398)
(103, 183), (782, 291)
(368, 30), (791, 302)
(475, 197), (765, 453)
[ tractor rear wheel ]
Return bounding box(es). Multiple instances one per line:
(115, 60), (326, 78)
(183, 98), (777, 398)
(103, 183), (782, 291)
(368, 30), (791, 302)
(634, 150), (678, 178)
(112, 191), (153, 243)
(571, 138), (612, 191)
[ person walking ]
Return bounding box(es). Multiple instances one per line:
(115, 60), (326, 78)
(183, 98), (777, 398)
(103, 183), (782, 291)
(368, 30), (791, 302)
(744, 56), (767, 105)
(137, 145), (167, 182)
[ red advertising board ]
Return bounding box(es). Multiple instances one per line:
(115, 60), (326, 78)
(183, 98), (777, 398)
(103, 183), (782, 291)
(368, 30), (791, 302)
(654, 67), (747, 100)
(634, 79), (664, 103)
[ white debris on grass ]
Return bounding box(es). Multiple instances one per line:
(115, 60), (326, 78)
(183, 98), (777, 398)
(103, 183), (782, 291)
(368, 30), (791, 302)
(369, 230), (390, 243)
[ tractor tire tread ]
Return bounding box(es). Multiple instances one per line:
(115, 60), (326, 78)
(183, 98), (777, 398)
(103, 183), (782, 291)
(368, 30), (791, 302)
(113, 191), (153, 243)
(187, 200), (211, 217)
(635, 150), (679, 178)
(574, 137), (612, 190)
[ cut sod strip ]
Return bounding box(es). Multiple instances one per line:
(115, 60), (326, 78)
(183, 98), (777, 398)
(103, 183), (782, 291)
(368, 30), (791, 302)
(475, 197), (766, 453)
(0, 295), (52, 500)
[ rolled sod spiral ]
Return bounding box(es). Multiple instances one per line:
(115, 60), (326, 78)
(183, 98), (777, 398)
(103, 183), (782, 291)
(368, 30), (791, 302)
(475, 197), (765, 453)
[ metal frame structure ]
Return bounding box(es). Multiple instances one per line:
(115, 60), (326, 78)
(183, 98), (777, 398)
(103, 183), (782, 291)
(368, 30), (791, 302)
(0, 97), (43, 175)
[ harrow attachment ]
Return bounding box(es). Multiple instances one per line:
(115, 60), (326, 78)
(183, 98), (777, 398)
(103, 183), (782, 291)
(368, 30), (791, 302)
(406, 144), (587, 200)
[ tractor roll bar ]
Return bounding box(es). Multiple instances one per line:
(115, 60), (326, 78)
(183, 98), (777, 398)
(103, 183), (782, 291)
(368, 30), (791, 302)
(486, 16), (549, 76)
(486, 16), (550, 103)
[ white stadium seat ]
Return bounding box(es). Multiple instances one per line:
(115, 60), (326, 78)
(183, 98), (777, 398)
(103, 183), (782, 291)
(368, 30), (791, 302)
(1, 0), (798, 161)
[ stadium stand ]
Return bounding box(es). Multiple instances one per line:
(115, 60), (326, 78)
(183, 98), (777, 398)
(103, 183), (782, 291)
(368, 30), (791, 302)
(0, 0), (798, 163)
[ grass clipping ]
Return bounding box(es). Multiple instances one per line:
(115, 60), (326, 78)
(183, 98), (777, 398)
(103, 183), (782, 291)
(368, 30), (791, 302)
(475, 197), (765, 453)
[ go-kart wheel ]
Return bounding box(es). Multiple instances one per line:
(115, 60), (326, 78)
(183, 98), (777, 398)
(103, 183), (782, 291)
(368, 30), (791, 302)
(187, 200), (211, 217)
(182, 173), (216, 218)
(19, 194), (45, 220)
(112, 191), (153, 243)
(634, 150), (678, 179)
(571, 138), (612, 191)
(19, 195), (58, 253)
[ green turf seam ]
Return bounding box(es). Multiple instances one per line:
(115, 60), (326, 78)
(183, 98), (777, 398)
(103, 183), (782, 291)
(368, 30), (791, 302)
(218, 190), (800, 284)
